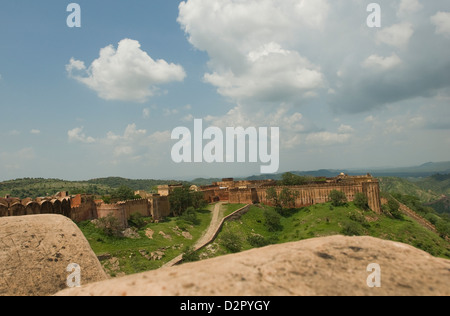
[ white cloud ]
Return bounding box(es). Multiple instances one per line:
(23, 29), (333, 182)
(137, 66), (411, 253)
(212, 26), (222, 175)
(30, 129), (41, 135)
(103, 124), (171, 161)
(142, 108), (150, 119)
(363, 53), (403, 70)
(178, 0), (326, 104)
(67, 39), (186, 103)
(203, 42), (324, 102)
(338, 124), (355, 134)
(181, 114), (194, 122)
(376, 23), (414, 48)
(384, 119), (404, 135)
(68, 127), (95, 144)
(163, 108), (179, 116)
(398, 0), (423, 17)
(431, 12), (450, 37)
(305, 131), (352, 146)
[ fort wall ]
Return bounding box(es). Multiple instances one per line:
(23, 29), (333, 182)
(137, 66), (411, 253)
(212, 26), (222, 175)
(201, 176), (382, 214)
(97, 203), (128, 228)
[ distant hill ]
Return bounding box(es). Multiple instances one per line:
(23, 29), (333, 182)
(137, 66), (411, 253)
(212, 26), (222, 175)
(190, 162), (450, 185)
(415, 173), (450, 196)
(426, 196), (450, 215)
(378, 177), (440, 203)
(0, 177), (188, 199)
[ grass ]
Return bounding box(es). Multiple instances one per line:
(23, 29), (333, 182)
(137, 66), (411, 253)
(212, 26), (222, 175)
(79, 201), (450, 277)
(78, 205), (214, 277)
(197, 202), (450, 261)
(222, 203), (247, 217)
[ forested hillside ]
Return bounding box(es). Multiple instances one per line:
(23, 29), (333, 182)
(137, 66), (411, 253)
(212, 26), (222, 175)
(0, 177), (188, 199)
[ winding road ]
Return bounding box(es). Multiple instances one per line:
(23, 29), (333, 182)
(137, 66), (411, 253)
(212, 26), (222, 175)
(162, 202), (224, 268)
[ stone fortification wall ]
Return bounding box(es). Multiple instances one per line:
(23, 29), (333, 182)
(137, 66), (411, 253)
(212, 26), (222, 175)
(203, 177), (382, 214)
(0, 197), (72, 217)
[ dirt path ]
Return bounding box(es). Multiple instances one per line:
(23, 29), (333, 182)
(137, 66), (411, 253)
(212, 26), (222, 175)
(162, 202), (224, 268)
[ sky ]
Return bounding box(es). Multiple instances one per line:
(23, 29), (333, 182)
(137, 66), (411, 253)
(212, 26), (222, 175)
(0, 0), (449, 181)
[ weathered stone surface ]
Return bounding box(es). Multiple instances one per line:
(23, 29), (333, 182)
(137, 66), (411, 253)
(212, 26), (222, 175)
(56, 236), (450, 296)
(0, 215), (108, 296)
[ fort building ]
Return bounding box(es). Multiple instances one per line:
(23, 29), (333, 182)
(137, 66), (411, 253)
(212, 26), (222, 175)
(199, 174), (381, 214)
(0, 173), (382, 226)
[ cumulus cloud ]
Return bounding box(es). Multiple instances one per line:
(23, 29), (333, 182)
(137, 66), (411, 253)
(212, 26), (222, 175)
(175, 0), (450, 170)
(203, 42), (324, 102)
(102, 124), (171, 162)
(178, 0), (327, 104)
(398, 0), (423, 17)
(68, 127), (95, 144)
(363, 53), (403, 70)
(67, 39), (186, 103)
(376, 23), (414, 48)
(431, 12), (450, 37)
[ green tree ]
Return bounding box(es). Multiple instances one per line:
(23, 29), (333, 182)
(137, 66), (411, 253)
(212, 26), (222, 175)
(111, 186), (138, 202)
(264, 209), (283, 232)
(279, 187), (298, 209)
(329, 190), (348, 207)
(128, 212), (147, 229)
(179, 206), (200, 225)
(266, 187), (297, 213)
(169, 186), (193, 216)
(169, 186), (206, 216)
(354, 192), (370, 210)
(191, 191), (207, 210)
(387, 198), (403, 220)
(96, 214), (122, 237)
(220, 230), (243, 253)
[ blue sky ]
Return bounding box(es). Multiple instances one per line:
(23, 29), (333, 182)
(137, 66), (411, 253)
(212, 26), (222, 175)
(0, 0), (449, 181)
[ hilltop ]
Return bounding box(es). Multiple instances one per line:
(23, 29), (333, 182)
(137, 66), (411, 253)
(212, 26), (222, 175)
(0, 177), (188, 200)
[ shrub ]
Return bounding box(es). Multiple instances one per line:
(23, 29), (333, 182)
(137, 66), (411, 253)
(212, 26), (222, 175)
(128, 212), (146, 229)
(329, 190), (348, 207)
(387, 198), (403, 220)
(247, 234), (269, 248)
(264, 209), (283, 232)
(182, 246), (200, 263)
(341, 221), (364, 236)
(179, 207), (200, 225)
(388, 198), (400, 213)
(220, 230), (243, 253)
(96, 214), (122, 237)
(349, 212), (370, 228)
(354, 193), (369, 210)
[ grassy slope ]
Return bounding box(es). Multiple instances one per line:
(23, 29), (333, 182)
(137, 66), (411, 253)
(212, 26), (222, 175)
(198, 203), (450, 261)
(79, 206), (213, 276)
(379, 177), (439, 203)
(415, 174), (450, 196)
(78, 203), (245, 277)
